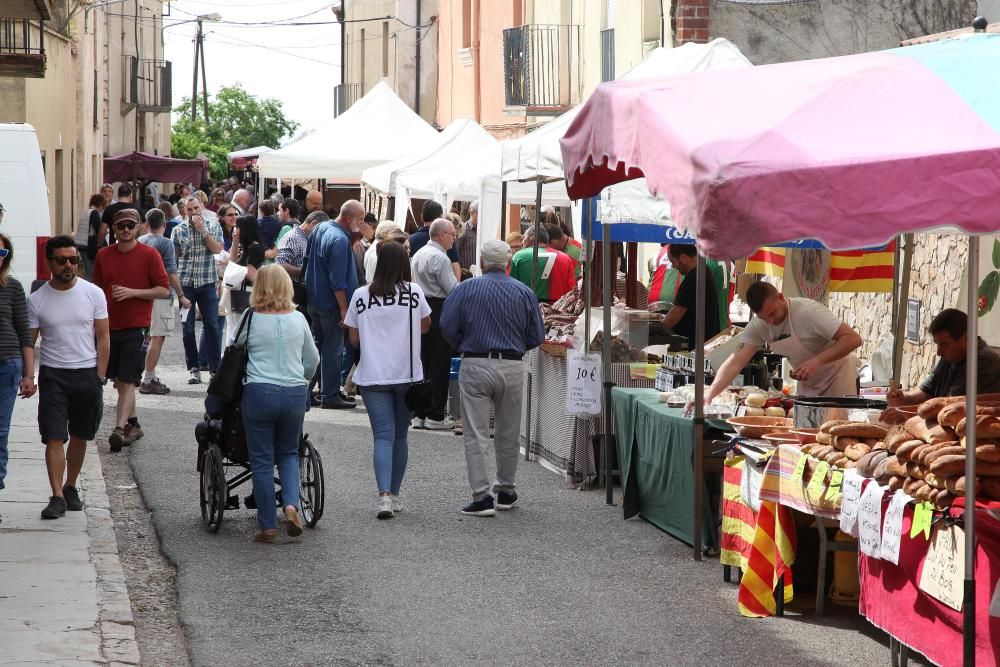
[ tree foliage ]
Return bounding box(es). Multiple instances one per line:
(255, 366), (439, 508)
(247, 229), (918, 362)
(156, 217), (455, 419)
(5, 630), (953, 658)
(171, 84), (299, 180)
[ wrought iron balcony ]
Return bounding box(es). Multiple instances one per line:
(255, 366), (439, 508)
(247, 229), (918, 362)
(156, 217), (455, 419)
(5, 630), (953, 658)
(0, 19), (46, 78)
(503, 24), (581, 114)
(334, 83), (361, 117)
(123, 56), (172, 112)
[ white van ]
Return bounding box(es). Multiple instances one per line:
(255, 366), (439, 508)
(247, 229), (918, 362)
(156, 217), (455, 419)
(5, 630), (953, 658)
(0, 123), (51, 286)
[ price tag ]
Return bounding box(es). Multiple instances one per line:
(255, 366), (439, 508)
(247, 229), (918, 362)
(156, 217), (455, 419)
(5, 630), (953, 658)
(919, 524), (966, 611)
(910, 501), (934, 541)
(858, 483), (885, 558)
(806, 461), (830, 497)
(823, 469), (844, 504)
(880, 490), (909, 565)
(839, 469), (864, 536)
(791, 454), (808, 483)
(565, 351), (602, 416)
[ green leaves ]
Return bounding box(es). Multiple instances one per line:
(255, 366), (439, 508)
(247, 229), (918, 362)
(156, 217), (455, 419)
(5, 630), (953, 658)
(978, 270), (1000, 317)
(171, 84), (299, 180)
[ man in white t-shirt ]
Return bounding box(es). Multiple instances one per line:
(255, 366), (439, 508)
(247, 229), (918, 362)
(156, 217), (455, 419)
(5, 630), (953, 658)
(701, 281), (861, 404)
(28, 236), (110, 520)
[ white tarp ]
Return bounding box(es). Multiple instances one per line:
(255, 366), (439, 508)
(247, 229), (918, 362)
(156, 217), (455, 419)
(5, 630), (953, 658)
(361, 118), (474, 196)
(257, 82), (438, 180)
(227, 146), (273, 161)
(501, 39), (753, 224)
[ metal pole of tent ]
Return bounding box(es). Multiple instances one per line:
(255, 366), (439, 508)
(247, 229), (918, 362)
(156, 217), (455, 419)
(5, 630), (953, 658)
(963, 235), (979, 667)
(693, 254), (706, 561)
(891, 235), (914, 384)
(602, 222), (615, 505)
(500, 181), (508, 239)
(525, 180), (543, 463)
(580, 196), (592, 489)
(890, 237), (901, 338)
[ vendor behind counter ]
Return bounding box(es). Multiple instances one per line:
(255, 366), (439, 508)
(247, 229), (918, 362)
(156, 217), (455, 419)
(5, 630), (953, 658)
(659, 244), (721, 343)
(649, 244), (730, 333)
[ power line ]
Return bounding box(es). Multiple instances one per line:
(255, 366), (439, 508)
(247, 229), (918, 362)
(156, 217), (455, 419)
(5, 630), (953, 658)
(206, 31), (340, 66)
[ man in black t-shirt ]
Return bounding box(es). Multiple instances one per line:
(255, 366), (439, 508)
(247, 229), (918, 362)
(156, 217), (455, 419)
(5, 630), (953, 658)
(100, 183), (140, 247)
(661, 244), (721, 343)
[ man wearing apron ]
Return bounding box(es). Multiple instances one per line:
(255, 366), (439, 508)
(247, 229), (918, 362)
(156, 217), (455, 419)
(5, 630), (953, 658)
(701, 281), (862, 405)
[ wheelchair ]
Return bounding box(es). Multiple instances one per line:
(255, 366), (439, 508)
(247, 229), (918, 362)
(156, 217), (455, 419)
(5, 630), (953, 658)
(194, 397), (325, 532)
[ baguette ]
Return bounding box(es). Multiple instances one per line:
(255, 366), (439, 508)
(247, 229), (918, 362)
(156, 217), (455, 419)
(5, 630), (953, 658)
(905, 462), (926, 480)
(930, 456), (1000, 477)
(956, 414), (1000, 439)
(903, 478), (925, 496)
(910, 443), (934, 465)
(824, 450), (845, 465)
(832, 455), (850, 468)
(945, 475), (979, 496)
(924, 445), (968, 466)
(977, 444), (1000, 463)
(924, 472), (947, 490)
(918, 397), (962, 420)
(810, 444), (835, 460)
(925, 424), (958, 446)
(829, 422), (888, 439)
(895, 439), (924, 461)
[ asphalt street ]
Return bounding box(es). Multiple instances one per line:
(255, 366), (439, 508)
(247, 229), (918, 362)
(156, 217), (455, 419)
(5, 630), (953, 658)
(118, 333), (921, 666)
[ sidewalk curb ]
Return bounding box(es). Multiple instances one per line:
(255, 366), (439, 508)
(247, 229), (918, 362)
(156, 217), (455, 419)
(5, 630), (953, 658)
(82, 440), (142, 666)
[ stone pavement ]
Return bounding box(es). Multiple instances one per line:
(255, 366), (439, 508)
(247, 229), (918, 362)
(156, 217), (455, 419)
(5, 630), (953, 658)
(0, 394), (139, 666)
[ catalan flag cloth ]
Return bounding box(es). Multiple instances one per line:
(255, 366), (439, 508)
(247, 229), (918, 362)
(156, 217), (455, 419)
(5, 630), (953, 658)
(744, 244), (894, 292)
(737, 499), (797, 617)
(759, 444), (841, 519)
(721, 456), (757, 569)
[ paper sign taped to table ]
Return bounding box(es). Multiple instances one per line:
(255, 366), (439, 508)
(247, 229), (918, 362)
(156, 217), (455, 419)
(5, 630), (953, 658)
(880, 491), (909, 565)
(858, 483), (885, 558)
(565, 351), (603, 416)
(919, 524), (966, 612)
(839, 469), (864, 536)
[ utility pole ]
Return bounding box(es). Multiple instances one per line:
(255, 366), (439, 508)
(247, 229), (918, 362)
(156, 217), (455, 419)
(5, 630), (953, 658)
(191, 18), (211, 124)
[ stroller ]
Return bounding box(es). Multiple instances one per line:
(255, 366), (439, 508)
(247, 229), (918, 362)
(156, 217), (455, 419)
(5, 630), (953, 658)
(194, 393), (325, 532)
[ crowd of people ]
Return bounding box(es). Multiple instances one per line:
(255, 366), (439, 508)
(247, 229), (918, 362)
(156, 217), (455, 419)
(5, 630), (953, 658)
(0, 180), (588, 529)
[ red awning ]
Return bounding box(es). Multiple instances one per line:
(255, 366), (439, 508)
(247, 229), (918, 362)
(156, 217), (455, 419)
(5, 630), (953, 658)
(103, 152), (207, 184)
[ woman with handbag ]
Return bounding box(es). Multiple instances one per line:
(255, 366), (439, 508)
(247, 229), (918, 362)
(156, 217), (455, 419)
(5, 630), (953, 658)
(345, 241), (431, 519)
(233, 265), (319, 542)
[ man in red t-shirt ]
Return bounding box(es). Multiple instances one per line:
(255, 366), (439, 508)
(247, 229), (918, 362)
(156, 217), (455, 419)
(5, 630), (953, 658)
(91, 208), (169, 452)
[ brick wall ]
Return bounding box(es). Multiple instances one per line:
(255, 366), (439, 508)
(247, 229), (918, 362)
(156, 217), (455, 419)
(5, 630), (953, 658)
(675, 0), (710, 45)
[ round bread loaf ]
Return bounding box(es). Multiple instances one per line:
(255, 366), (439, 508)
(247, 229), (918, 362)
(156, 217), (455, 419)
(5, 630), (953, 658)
(831, 436), (855, 452)
(872, 456), (893, 481)
(845, 442), (872, 461)
(856, 450), (888, 477)
(904, 415), (934, 443)
(829, 422), (888, 439)
(816, 432), (833, 446)
(820, 419), (850, 434)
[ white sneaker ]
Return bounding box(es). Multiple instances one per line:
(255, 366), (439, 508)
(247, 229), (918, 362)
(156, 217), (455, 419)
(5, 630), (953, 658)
(391, 494), (403, 514)
(376, 495), (393, 520)
(411, 417), (425, 429)
(188, 369), (202, 385)
(425, 416), (456, 430)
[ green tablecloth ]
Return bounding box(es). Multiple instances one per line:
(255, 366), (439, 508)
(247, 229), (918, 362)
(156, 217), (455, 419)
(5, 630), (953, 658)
(612, 388), (730, 548)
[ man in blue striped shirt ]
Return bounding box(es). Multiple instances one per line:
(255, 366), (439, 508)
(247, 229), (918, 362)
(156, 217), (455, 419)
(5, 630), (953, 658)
(440, 239), (545, 517)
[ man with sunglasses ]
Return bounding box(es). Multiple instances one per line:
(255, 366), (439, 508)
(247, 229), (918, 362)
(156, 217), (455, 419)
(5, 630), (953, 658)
(91, 209), (169, 452)
(28, 236), (109, 518)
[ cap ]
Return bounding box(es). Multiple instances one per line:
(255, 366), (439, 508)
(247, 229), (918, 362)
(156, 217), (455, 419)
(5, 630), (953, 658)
(481, 239), (512, 265)
(113, 208), (141, 224)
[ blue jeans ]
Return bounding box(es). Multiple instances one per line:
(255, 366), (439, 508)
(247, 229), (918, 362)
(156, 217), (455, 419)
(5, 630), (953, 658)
(360, 383), (410, 495)
(0, 358), (21, 491)
(182, 283), (222, 373)
(341, 339), (358, 386)
(198, 315), (225, 369)
(308, 307), (344, 403)
(242, 382), (308, 530)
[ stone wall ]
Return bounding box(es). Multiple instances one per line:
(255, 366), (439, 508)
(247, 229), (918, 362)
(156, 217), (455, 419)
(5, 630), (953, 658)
(827, 234), (968, 388)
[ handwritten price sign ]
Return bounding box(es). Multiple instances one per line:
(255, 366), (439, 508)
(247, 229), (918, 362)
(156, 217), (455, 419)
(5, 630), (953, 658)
(566, 351), (602, 416)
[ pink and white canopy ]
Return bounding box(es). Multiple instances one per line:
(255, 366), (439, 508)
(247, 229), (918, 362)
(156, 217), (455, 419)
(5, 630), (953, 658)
(560, 34), (1000, 259)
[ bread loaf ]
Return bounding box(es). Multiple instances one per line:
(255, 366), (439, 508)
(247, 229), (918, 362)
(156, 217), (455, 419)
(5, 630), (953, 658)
(935, 491), (955, 508)
(856, 450), (888, 477)
(824, 450), (844, 465)
(816, 432), (833, 446)
(929, 455), (966, 476)
(938, 402), (1000, 428)
(886, 427), (911, 451)
(844, 442), (872, 461)
(887, 475), (906, 491)
(977, 444), (1000, 463)
(872, 456), (893, 481)
(885, 457), (909, 478)
(945, 475), (979, 496)
(905, 462), (926, 480)
(924, 472), (947, 490)
(831, 436), (856, 452)
(895, 439), (924, 461)
(832, 455), (850, 468)
(924, 445), (967, 466)
(918, 397), (962, 420)
(910, 444), (933, 465)
(903, 478), (925, 496)
(829, 422), (888, 439)
(904, 415), (934, 443)
(820, 419), (849, 433)
(981, 477), (1000, 500)
(925, 424), (958, 446)
(956, 414), (1000, 439)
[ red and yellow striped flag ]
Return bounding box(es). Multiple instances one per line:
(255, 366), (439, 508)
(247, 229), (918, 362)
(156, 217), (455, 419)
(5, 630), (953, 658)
(828, 243), (895, 292)
(721, 457), (756, 569)
(745, 248), (786, 277)
(737, 499), (797, 617)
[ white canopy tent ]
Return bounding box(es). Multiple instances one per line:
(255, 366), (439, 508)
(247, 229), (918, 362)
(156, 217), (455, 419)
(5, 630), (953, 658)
(361, 118), (476, 197)
(226, 146), (273, 161)
(256, 82), (438, 181)
(392, 120), (567, 262)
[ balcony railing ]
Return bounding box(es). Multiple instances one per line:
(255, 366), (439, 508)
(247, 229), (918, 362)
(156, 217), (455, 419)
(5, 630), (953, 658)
(503, 24), (581, 113)
(123, 56), (172, 112)
(0, 19), (46, 78)
(601, 28), (615, 82)
(334, 83), (361, 117)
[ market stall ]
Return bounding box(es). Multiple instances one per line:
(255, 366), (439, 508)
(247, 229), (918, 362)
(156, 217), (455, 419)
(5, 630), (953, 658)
(560, 21), (1000, 663)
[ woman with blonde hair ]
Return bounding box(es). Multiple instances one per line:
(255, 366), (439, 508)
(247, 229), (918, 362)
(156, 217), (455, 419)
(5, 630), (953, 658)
(363, 219), (402, 282)
(235, 265), (319, 542)
(505, 232), (524, 254)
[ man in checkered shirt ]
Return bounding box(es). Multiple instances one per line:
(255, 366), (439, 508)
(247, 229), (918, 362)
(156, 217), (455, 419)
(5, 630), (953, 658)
(171, 195), (224, 385)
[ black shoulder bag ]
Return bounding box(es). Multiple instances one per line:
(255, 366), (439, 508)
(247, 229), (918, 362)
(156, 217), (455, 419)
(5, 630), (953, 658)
(208, 308), (254, 403)
(402, 286), (433, 413)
